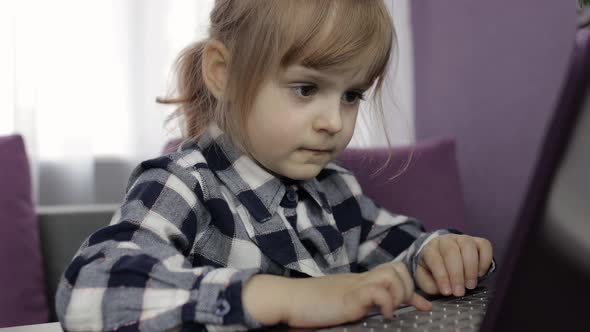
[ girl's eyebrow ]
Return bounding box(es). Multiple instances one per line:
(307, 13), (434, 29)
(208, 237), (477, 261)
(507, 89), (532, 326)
(284, 66), (373, 90)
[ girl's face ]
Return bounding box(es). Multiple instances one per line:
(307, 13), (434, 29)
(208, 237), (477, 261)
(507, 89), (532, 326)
(244, 64), (372, 180)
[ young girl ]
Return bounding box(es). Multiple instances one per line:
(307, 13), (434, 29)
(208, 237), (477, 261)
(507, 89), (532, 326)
(56, 1), (495, 331)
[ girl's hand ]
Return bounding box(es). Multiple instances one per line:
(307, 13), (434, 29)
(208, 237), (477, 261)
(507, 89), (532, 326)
(415, 234), (493, 297)
(243, 262), (431, 328)
(280, 262), (432, 328)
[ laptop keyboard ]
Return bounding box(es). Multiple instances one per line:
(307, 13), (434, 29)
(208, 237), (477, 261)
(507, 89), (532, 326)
(318, 288), (491, 332)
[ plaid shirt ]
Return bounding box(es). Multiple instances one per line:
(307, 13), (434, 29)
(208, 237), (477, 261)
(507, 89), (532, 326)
(56, 124), (494, 332)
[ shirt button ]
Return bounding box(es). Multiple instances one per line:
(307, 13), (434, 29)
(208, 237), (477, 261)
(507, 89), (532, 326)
(286, 188), (297, 202)
(215, 299), (231, 316)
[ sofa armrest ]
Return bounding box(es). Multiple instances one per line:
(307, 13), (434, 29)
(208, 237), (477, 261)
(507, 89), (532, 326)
(37, 204), (118, 322)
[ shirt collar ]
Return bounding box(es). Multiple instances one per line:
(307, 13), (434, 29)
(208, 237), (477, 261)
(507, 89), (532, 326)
(184, 123), (332, 223)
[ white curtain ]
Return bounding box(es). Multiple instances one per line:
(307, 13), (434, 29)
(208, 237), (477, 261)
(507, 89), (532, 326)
(0, 0), (413, 206)
(352, 0), (415, 148)
(0, 0), (213, 205)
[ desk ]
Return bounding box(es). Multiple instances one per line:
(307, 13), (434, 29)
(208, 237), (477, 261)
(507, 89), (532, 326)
(0, 323), (62, 332)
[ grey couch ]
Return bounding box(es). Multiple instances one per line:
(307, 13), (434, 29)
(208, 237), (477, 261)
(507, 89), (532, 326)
(37, 204), (118, 322)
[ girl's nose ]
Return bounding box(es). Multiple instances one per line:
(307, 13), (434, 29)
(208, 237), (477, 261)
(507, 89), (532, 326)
(313, 103), (343, 135)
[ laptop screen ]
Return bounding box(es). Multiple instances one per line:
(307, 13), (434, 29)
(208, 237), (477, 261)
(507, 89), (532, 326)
(544, 79), (590, 280)
(482, 28), (590, 331)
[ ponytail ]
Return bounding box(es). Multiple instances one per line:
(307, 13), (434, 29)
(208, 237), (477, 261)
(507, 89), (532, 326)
(157, 40), (217, 139)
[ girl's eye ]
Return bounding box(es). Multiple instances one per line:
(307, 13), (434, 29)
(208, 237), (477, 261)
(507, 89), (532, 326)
(290, 85), (365, 104)
(291, 85), (318, 98)
(342, 91), (365, 104)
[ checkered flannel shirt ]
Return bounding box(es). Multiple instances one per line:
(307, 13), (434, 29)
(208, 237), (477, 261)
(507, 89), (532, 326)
(55, 124), (495, 332)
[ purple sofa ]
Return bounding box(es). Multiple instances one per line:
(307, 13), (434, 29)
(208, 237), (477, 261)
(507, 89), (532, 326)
(0, 135), (48, 327)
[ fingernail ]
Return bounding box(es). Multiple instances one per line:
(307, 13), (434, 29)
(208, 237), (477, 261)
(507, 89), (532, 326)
(466, 279), (477, 289)
(454, 285), (465, 296)
(442, 285), (452, 295)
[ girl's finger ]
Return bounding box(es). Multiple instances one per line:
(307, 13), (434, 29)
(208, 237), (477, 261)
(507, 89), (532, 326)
(391, 262), (415, 302)
(407, 293), (432, 312)
(457, 236), (479, 289)
(421, 241), (452, 296)
(415, 264), (439, 295)
(474, 237), (493, 277)
(360, 285), (395, 319)
(385, 267), (407, 309)
(440, 237), (465, 297)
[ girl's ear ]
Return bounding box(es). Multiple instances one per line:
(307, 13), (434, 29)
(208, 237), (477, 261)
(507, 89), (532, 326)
(202, 39), (230, 99)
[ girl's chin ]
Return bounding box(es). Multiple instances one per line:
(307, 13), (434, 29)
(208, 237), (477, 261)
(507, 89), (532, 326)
(278, 163), (324, 181)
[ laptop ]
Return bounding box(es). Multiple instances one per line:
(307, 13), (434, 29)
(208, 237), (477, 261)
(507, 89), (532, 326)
(270, 26), (590, 332)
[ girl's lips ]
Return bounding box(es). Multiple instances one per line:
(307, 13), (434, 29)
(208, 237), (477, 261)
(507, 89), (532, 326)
(301, 147), (332, 153)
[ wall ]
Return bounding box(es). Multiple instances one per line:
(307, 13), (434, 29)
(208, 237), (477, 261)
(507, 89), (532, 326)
(411, 1), (577, 263)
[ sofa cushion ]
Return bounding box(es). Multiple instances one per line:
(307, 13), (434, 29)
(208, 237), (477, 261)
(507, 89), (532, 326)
(0, 135), (48, 327)
(336, 139), (467, 232)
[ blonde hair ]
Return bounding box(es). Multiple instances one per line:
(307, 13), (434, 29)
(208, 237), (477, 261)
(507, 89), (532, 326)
(158, 0), (397, 154)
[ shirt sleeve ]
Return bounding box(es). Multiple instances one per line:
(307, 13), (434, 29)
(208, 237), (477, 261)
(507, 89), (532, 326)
(354, 192), (451, 278)
(55, 160), (263, 332)
(343, 173), (496, 284)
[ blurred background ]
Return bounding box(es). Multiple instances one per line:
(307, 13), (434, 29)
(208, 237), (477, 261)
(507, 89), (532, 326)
(0, 0), (415, 207)
(0, 0), (587, 267)
(1, 1), (589, 328)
